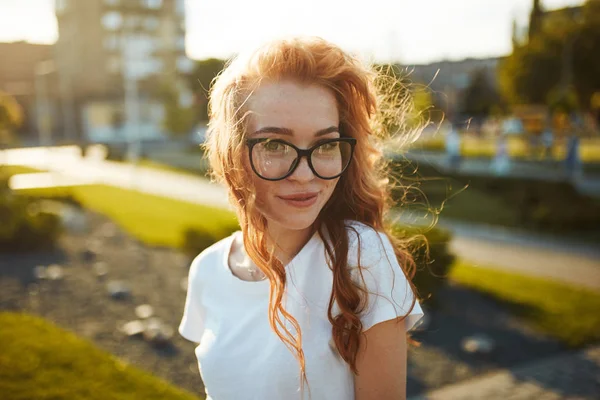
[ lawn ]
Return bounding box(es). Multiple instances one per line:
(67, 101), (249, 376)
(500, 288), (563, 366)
(0, 312), (201, 400)
(450, 261), (600, 347)
(0, 165), (42, 178)
(135, 158), (207, 177)
(402, 176), (519, 227)
(16, 184), (239, 250)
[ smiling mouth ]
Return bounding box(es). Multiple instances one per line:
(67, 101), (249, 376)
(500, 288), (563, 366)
(278, 192), (319, 201)
(277, 192), (319, 208)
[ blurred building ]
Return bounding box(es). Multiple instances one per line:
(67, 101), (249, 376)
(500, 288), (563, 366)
(405, 57), (502, 124)
(54, 0), (194, 143)
(0, 41), (59, 142)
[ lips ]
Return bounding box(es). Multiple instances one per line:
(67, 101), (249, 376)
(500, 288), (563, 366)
(278, 192), (319, 201)
(277, 192), (319, 208)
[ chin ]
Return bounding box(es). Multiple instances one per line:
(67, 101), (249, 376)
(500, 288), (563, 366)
(269, 212), (319, 232)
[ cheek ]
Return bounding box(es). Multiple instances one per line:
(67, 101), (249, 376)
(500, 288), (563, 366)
(250, 175), (275, 207)
(320, 179), (339, 202)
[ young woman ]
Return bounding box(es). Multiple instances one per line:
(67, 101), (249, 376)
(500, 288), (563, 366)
(179, 36), (424, 400)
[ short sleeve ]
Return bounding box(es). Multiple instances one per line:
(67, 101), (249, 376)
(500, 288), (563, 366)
(348, 225), (424, 332)
(178, 255), (206, 343)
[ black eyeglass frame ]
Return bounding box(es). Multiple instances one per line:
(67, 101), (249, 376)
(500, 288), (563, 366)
(245, 137), (357, 181)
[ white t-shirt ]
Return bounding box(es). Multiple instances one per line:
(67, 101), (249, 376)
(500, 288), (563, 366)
(179, 221), (424, 400)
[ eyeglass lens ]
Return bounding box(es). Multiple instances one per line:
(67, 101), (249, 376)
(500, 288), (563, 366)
(251, 140), (352, 180)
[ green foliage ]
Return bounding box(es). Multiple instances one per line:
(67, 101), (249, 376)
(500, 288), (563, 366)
(450, 261), (600, 347)
(460, 68), (504, 117)
(187, 58), (227, 122)
(451, 174), (600, 232)
(498, 35), (563, 106)
(393, 162), (600, 236)
(391, 224), (455, 309)
(371, 63), (433, 148)
(0, 312), (201, 400)
(157, 83), (198, 137)
(499, 1), (600, 110)
(163, 102), (197, 137)
(547, 85), (580, 114)
(0, 172), (62, 252)
(0, 91), (24, 146)
(182, 225), (238, 257)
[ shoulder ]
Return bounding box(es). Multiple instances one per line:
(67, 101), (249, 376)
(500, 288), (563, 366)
(187, 232), (237, 282)
(344, 220), (395, 267)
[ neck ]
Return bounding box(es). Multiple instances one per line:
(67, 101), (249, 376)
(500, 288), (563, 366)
(266, 223), (315, 265)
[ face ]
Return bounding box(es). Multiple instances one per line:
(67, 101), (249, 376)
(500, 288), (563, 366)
(244, 80), (341, 235)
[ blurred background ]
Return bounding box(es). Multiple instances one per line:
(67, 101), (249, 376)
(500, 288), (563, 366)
(0, 0), (599, 399)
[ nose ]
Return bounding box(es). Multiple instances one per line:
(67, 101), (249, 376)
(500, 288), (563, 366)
(288, 156), (315, 182)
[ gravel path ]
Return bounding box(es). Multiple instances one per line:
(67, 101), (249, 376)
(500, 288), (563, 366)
(0, 209), (205, 397)
(410, 345), (600, 400)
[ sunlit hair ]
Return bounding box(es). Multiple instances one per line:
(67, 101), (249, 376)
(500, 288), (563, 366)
(204, 36), (423, 396)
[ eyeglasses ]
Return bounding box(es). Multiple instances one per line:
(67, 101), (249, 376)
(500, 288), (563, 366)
(245, 137), (357, 181)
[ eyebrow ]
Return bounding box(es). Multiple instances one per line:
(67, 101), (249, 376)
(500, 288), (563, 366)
(251, 126), (339, 137)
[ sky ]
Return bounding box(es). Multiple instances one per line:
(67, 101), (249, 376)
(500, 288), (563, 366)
(0, 0), (586, 64)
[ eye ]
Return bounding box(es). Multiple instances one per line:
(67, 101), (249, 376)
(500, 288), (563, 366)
(317, 142), (339, 152)
(262, 141), (289, 153)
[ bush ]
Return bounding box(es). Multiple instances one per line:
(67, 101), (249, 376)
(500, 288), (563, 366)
(451, 174), (600, 232)
(0, 185), (62, 252)
(391, 224), (455, 309)
(89, 143), (127, 162)
(391, 161), (600, 235)
(181, 223), (239, 257)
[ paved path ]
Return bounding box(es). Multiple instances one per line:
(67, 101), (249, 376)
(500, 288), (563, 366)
(3, 146), (599, 290)
(409, 345), (600, 400)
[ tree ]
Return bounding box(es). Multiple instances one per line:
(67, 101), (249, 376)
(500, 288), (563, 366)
(160, 85), (197, 137)
(460, 68), (503, 117)
(187, 58), (226, 122)
(0, 91), (24, 147)
(374, 64), (433, 127)
(498, 0), (600, 112)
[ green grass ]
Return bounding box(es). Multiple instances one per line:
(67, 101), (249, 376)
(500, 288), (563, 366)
(0, 165), (42, 178)
(408, 177), (519, 227)
(0, 312), (201, 400)
(134, 158), (207, 177)
(16, 184), (239, 249)
(450, 261), (600, 347)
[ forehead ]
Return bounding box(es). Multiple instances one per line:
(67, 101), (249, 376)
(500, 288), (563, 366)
(246, 80), (339, 131)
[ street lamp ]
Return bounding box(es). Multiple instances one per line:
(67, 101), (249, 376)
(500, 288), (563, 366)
(34, 60), (56, 146)
(120, 20), (142, 163)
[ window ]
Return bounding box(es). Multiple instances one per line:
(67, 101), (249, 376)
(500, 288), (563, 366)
(144, 0), (162, 9)
(145, 16), (160, 30)
(103, 35), (119, 51)
(124, 58), (162, 79)
(125, 16), (141, 29)
(177, 56), (193, 73)
(107, 56), (121, 74)
(102, 11), (123, 31)
(176, 0), (185, 15)
(56, 0), (67, 12)
(177, 36), (185, 50)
